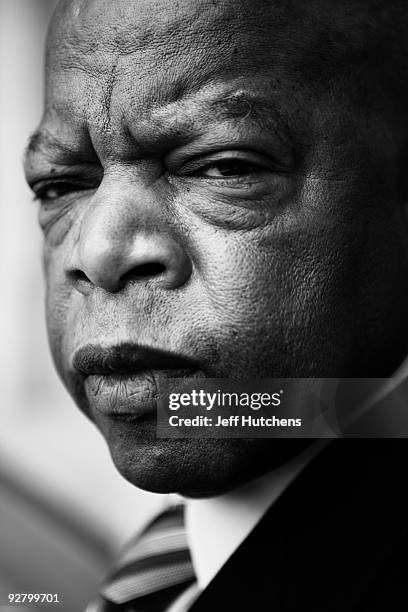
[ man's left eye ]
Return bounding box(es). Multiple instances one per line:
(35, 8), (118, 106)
(175, 150), (275, 183)
(197, 159), (267, 179)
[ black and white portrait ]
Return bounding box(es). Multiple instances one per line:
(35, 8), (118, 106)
(2, 1), (408, 610)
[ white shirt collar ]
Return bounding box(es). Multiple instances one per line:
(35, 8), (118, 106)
(183, 440), (326, 589)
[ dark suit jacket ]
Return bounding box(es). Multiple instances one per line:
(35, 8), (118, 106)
(190, 441), (408, 611)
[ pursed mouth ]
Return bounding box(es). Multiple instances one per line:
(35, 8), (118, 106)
(84, 369), (204, 417)
(71, 342), (204, 417)
(72, 341), (202, 376)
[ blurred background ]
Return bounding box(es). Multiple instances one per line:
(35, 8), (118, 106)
(0, 2), (163, 609)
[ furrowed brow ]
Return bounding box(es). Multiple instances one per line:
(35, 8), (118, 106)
(24, 129), (88, 167)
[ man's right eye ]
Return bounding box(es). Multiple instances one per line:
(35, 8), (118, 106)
(32, 179), (92, 203)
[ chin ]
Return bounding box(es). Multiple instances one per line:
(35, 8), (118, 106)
(100, 419), (313, 496)
(106, 437), (244, 495)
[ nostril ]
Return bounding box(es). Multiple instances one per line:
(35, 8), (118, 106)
(121, 262), (166, 283)
(67, 269), (91, 285)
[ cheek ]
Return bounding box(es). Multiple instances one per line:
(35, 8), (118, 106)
(194, 224), (313, 319)
(189, 230), (317, 370)
(188, 216), (362, 377)
(43, 239), (74, 379)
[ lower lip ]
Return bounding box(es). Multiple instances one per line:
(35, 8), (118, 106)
(84, 372), (159, 417)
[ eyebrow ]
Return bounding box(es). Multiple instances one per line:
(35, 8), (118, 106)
(24, 128), (68, 161)
(160, 86), (293, 151)
(209, 94), (275, 123)
(208, 93), (290, 142)
(24, 129), (85, 167)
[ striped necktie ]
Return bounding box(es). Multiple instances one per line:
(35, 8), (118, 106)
(87, 504), (196, 612)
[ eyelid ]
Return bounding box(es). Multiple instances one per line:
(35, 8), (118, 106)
(174, 149), (275, 175)
(32, 164), (102, 186)
(28, 161), (103, 189)
(32, 177), (98, 203)
(32, 177), (79, 194)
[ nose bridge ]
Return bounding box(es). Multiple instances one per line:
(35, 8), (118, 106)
(81, 171), (158, 244)
(70, 170), (192, 292)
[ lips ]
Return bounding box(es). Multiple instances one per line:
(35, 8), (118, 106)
(72, 342), (201, 417)
(83, 372), (159, 417)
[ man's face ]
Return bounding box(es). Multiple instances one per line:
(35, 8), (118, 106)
(25, 0), (408, 494)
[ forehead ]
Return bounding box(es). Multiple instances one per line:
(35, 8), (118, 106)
(51, 0), (292, 59)
(49, 0), (385, 69)
(47, 0), (297, 110)
(43, 2), (286, 149)
(47, 0), (378, 99)
(35, 0), (394, 165)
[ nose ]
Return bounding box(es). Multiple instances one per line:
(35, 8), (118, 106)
(67, 181), (192, 293)
(77, 233), (192, 292)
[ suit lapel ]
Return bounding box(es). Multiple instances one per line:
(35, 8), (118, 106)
(190, 440), (408, 611)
